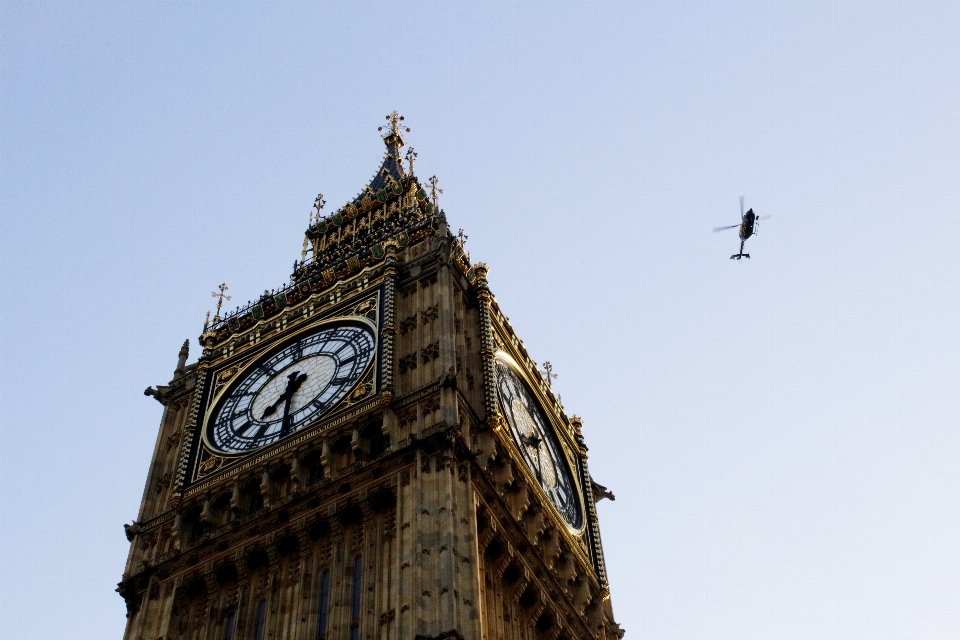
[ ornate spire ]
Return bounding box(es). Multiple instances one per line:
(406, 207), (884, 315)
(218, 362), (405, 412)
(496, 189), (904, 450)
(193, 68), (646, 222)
(287, 113), (438, 285)
(405, 147), (417, 175)
(428, 175), (443, 206)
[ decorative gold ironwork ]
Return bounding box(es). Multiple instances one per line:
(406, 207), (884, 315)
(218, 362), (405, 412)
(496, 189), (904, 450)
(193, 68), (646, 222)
(197, 453), (225, 477)
(378, 111), (410, 138)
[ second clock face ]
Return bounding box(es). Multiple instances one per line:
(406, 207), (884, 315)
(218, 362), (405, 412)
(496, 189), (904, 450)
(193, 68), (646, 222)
(206, 321), (376, 454)
(495, 356), (583, 530)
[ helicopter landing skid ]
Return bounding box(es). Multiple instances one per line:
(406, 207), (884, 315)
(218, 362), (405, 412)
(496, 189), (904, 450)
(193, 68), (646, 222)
(730, 253), (750, 260)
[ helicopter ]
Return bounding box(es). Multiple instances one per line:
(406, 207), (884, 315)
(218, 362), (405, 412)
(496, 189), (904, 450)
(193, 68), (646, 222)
(713, 196), (771, 260)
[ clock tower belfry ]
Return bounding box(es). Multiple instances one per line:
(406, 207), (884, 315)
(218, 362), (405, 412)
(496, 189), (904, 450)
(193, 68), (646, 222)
(119, 114), (622, 640)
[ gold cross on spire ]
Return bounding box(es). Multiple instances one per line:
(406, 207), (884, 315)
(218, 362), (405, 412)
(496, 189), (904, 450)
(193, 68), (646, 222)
(379, 111), (410, 138)
(211, 283), (231, 319)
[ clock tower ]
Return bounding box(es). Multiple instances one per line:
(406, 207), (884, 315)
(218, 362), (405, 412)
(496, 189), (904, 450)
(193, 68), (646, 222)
(118, 114), (622, 640)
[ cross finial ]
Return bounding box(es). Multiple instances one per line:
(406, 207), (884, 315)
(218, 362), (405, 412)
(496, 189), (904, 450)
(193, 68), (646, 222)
(211, 283), (231, 319)
(311, 193), (326, 225)
(405, 147), (417, 175)
(541, 361), (558, 385)
(379, 111), (410, 138)
(429, 175), (443, 206)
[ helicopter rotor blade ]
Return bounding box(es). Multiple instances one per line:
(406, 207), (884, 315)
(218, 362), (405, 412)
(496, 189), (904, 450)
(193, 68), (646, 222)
(756, 214), (771, 221)
(713, 224), (739, 232)
(740, 196), (745, 218)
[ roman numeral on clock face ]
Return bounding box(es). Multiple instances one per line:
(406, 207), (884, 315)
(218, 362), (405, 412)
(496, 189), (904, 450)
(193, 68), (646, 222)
(236, 422), (256, 436)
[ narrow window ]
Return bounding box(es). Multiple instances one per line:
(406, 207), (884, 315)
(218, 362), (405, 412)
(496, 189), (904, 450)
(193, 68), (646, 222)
(350, 556), (363, 640)
(317, 570), (331, 639)
(189, 519), (205, 541)
(222, 611), (236, 640)
(253, 599), (267, 640)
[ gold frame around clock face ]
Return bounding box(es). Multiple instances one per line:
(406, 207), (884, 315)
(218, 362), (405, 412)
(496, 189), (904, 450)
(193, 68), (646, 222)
(494, 352), (583, 530)
(202, 317), (377, 456)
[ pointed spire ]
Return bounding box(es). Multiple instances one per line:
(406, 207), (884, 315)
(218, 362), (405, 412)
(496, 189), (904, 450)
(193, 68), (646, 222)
(360, 112), (410, 193)
(175, 339), (189, 375)
(292, 114), (435, 282)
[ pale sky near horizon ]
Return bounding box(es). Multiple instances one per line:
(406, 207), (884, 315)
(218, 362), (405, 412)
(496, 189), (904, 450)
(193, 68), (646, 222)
(2, 2), (958, 638)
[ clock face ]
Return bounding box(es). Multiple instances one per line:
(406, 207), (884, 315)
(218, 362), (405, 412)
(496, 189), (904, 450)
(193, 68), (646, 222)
(206, 321), (376, 454)
(494, 356), (582, 530)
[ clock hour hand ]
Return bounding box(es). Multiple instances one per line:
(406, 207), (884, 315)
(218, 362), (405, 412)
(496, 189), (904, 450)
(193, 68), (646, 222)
(519, 433), (542, 449)
(280, 372), (308, 436)
(261, 371), (308, 419)
(518, 433), (546, 483)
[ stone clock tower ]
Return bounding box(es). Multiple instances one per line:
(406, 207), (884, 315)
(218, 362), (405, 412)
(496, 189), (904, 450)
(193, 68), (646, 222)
(118, 114), (622, 640)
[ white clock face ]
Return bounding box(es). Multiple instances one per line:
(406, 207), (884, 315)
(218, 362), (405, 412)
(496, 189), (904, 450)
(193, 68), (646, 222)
(495, 356), (582, 529)
(206, 322), (376, 454)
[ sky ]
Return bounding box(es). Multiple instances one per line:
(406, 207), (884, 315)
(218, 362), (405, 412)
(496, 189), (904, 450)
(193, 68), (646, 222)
(1, 1), (958, 638)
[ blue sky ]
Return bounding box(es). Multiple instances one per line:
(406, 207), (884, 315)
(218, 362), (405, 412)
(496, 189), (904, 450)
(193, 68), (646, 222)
(1, 2), (958, 638)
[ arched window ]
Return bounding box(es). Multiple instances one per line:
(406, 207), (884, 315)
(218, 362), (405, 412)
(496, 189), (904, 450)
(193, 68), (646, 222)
(350, 555), (363, 640)
(253, 599), (267, 640)
(222, 611), (236, 640)
(317, 570), (331, 639)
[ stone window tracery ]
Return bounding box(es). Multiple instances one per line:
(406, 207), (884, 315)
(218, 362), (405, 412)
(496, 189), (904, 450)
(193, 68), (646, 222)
(253, 599), (267, 640)
(350, 555), (363, 640)
(317, 569), (331, 639)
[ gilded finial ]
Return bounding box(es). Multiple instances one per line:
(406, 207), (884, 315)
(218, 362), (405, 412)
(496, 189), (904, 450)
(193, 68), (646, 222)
(457, 228), (470, 261)
(379, 111), (410, 138)
(428, 175), (443, 206)
(204, 310), (211, 330)
(541, 361), (558, 386)
(211, 283), (231, 320)
(312, 193), (326, 225)
(405, 147), (417, 175)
